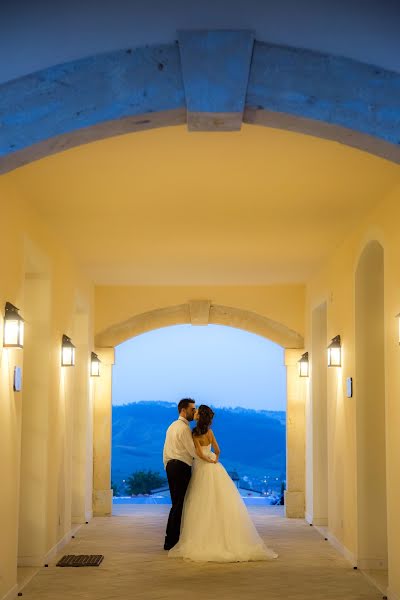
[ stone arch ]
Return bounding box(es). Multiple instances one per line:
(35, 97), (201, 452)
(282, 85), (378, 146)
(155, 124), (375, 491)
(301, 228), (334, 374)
(93, 301), (305, 519)
(1, 35), (400, 173)
(94, 303), (304, 349)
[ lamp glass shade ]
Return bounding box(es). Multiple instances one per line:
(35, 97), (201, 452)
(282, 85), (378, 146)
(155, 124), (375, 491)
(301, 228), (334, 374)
(298, 352), (309, 377)
(4, 303), (24, 348)
(61, 335), (76, 366)
(327, 336), (341, 367)
(90, 352), (101, 377)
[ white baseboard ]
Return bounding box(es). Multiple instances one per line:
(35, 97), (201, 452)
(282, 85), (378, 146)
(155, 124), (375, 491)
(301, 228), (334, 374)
(314, 528), (356, 566)
(18, 525), (82, 567)
(85, 509), (93, 521)
(361, 570), (388, 595)
(1, 584), (18, 600)
(43, 527), (78, 564)
(305, 512), (328, 527)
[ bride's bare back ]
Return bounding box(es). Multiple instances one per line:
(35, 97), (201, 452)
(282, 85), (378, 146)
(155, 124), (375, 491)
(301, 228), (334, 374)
(194, 431), (212, 446)
(192, 430), (221, 464)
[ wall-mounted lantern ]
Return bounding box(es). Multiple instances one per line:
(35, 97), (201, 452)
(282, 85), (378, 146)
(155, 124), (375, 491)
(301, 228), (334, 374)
(298, 352), (309, 377)
(327, 335), (341, 367)
(61, 334), (75, 367)
(3, 302), (24, 348)
(90, 352), (101, 377)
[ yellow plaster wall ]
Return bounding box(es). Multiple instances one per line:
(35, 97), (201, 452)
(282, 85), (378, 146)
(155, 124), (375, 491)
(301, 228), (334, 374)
(306, 180), (400, 595)
(0, 177), (94, 599)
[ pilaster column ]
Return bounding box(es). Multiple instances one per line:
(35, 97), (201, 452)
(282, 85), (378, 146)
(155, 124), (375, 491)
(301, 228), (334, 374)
(285, 349), (306, 518)
(93, 347), (114, 516)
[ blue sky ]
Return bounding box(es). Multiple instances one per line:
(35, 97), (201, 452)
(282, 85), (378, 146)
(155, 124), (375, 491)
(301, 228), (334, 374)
(112, 324), (286, 411)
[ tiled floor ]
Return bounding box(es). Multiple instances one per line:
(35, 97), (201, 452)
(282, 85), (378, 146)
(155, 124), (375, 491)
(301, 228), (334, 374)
(19, 506), (383, 600)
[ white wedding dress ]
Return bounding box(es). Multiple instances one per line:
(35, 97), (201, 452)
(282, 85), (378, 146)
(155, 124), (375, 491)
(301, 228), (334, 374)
(168, 445), (278, 562)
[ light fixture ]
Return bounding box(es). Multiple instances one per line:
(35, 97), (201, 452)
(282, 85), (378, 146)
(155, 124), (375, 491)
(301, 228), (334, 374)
(61, 334), (75, 366)
(298, 352), (309, 377)
(3, 302), (24, 348)
(90, 352), (101, 377)
(327, 335), (341, 367)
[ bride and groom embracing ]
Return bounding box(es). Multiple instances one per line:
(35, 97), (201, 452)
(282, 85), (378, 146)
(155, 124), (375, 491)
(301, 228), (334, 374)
(163, 398), (278, 562)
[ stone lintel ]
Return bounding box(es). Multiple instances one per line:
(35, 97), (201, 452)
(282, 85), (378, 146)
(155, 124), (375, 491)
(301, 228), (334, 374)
(178, 30), (254, 131)
(187, 111), (243, 132)
(189, 300), (211, 325)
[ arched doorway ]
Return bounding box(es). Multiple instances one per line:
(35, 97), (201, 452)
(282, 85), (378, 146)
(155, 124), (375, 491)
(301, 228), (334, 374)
(111, 324), (287, 504)
(93, 303), (306, 519)
(355, 241), (387, 579)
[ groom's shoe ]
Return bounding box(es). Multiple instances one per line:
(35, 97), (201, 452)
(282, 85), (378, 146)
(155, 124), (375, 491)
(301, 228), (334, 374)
(164, 541), (176, 550)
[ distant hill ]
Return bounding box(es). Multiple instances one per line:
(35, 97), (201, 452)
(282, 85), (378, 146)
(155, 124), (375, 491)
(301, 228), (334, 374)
(112, 401), (286, 488)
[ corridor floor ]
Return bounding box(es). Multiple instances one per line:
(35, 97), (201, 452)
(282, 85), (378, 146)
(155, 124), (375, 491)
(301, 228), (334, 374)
(19, 506), (382, 600)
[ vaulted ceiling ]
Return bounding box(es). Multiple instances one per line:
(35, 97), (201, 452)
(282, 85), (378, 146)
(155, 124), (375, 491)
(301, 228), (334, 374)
(5, 124), (400, 285)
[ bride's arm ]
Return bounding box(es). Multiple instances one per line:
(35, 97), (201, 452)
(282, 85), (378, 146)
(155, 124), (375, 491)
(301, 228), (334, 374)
(193, 435), (216, 463)
(209, 430), (220, 462)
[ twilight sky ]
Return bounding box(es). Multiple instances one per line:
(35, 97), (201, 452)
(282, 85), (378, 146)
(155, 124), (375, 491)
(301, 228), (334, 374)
(112, 324), (286, 411)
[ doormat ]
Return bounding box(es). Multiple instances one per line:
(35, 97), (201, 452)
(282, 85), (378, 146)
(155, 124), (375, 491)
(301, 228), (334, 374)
(56, 555), (104, 567)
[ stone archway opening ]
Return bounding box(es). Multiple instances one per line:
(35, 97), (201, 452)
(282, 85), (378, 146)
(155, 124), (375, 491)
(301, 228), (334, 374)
(111, 323), (287, 505)
(92, 302), (306, 519)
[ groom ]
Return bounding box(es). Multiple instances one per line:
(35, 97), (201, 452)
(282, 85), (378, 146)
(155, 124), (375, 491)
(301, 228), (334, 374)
(163, 398), (197, 550)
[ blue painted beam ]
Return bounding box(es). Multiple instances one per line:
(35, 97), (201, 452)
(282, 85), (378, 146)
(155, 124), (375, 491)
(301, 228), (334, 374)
(0, 43), (185, 167)
(246, 41), (400, 148)
(1, 34), (400, 173)
(178, 30), (254, 131)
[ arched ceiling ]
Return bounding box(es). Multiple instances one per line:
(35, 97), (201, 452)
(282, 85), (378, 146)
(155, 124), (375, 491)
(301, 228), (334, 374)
(5, 124), (400, 285)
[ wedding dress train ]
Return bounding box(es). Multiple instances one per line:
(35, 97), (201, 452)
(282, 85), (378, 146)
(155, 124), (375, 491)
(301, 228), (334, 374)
(168, 445), (278, 562)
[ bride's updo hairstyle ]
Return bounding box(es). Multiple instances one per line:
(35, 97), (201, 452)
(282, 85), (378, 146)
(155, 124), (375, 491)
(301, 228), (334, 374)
(192, 404), (215, 437)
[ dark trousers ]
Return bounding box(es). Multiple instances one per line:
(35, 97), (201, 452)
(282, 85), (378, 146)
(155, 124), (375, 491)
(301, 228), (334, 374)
(164, 459), (191, 549)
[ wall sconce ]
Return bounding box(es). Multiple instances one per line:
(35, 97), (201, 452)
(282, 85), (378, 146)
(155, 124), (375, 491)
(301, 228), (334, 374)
(61, 334), (75, 366)
(3, 302), (24, 348)
(90, 352), (101, 377)
(327, 335), (341, 367)
(298, 352), (309, 377)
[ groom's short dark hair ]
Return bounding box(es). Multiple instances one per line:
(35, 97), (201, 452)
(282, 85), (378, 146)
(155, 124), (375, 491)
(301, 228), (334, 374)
(178, 398), (195, 413)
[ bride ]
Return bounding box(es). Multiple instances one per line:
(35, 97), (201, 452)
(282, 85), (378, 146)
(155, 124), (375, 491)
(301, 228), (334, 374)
(168, 404), (278, 562)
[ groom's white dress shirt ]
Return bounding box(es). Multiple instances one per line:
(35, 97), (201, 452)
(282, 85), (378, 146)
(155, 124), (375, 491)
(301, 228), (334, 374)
(163, 417), (196, 468)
